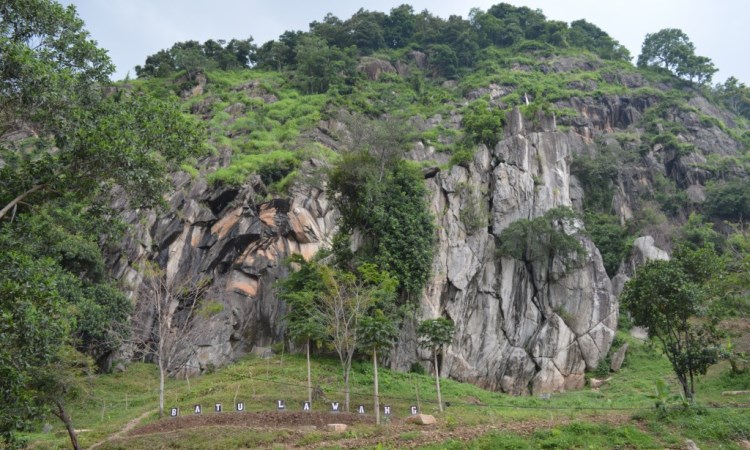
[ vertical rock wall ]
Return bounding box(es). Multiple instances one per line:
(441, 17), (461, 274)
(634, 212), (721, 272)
(391, 109), (617, 394)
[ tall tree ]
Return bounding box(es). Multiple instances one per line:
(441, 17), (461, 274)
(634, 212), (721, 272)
(133, 266), (209, 418)
(637, 28), (717, 84)
(358, 309), (398, 425)
(417, 318), (454, 413)
(620, 246), (723, 403)
(278, 255), (328, 406)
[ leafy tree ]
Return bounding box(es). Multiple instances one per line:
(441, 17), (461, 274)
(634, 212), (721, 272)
(358, 309), (398, 425)
(1, 93), (205, 220)
(294, 35), (354, 94)
(0, 0), (112, 141)
(637, 28), (717, 84)
(316, 265), (393, 412)
(462, 98), (504, 148)
(569, 19), (630, 61)
(135, 38), (256, 79)
(714, 76), (750, 119)
(417, 318), (454, 412)
(278, 255), (328, 405)
(427, 44), (458, 78)
(384, 4), (416, 48)
(704, 179), (750, 222)
(330, 115), (434, 297)
(497, 207), (586, 273)
(620, 249), (723, 403)
(1, 2), (206, 443)
(0, 252), (72, 448)
(584, 212), (628, 277)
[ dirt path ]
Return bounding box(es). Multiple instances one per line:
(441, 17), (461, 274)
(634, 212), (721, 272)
(88, 409), (156, 450)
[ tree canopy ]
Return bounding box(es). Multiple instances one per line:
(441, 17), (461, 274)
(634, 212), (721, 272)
(0, 1), (207, 445)
(637, 28), (717, 84)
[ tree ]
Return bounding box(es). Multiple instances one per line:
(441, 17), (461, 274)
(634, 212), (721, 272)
(714, 76), (750, 119)
(462, 98), (504, 148)
(637, 28), (717, 84)
(620, 249), (723, 403)
(1, 92), (205, 221)
(330, 115), (434, 298)
(0, 0), (113, 141)
(417, 318), (454, 413)
(0, 252), (71, 448)
(278, 255), (328, 406)
(316, 264), (394, 412)
(497, 206), (586, 274)
(133, 266), (209, 418)
(358, 309), (398, 425)
(569, 19), (630, 61)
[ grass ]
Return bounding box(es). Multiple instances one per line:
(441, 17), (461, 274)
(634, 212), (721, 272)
(21, 331), (750, 449)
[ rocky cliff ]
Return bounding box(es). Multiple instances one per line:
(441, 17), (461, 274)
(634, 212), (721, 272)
(108, 66), (744, 394)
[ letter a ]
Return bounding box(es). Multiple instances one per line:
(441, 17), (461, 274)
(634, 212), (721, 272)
(194, 404), (201, 414)
(303, 401), (311, 411)
(358, 405), (365, 414)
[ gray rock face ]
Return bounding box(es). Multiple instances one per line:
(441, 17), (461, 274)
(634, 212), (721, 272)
(610, 343), (629, 372)
(390, 108), (617, 395)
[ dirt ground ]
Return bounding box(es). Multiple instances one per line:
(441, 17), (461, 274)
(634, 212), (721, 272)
(117, 410), (639, 449)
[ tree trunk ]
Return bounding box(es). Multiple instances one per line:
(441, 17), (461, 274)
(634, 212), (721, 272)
(434, 351), (443, 413)
(54, 400), (80, 450)
(306, 339), (312, 405)
(344, 366), (351, 412)
(159, 359), (165, 418)
(373, 350), (380, 425)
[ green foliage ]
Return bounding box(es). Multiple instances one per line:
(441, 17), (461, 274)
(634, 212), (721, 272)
(208, 150), (300, 187)
(417, 318), (455, 353)
(457, 182), (489, 234)
(330, 115), (434, 297)
(135, 38), (256, 80)
(358, 309), (399, 355)
(714, 76), (750, 120)
(571, 149), (619, 213)
(497, 207), (586, 272)
(637, 28), (717, 84)
(461, 98), (504, 148)
(0, 251), (72, 448)
(704, 179), (750, 222)
(620, 248), (724, 402)
(584, 212), (629, 277)
(0, 0), (113, 140)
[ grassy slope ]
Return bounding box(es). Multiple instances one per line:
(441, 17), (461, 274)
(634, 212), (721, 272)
(24, 333), (750, 449)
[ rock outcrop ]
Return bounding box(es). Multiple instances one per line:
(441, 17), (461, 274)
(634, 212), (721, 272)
(390, 108), (617, 394)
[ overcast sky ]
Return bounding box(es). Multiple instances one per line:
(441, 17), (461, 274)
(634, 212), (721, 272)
(61, 0), (748, 84)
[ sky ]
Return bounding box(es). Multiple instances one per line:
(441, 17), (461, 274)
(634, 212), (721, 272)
(61, 0), (749, 84)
